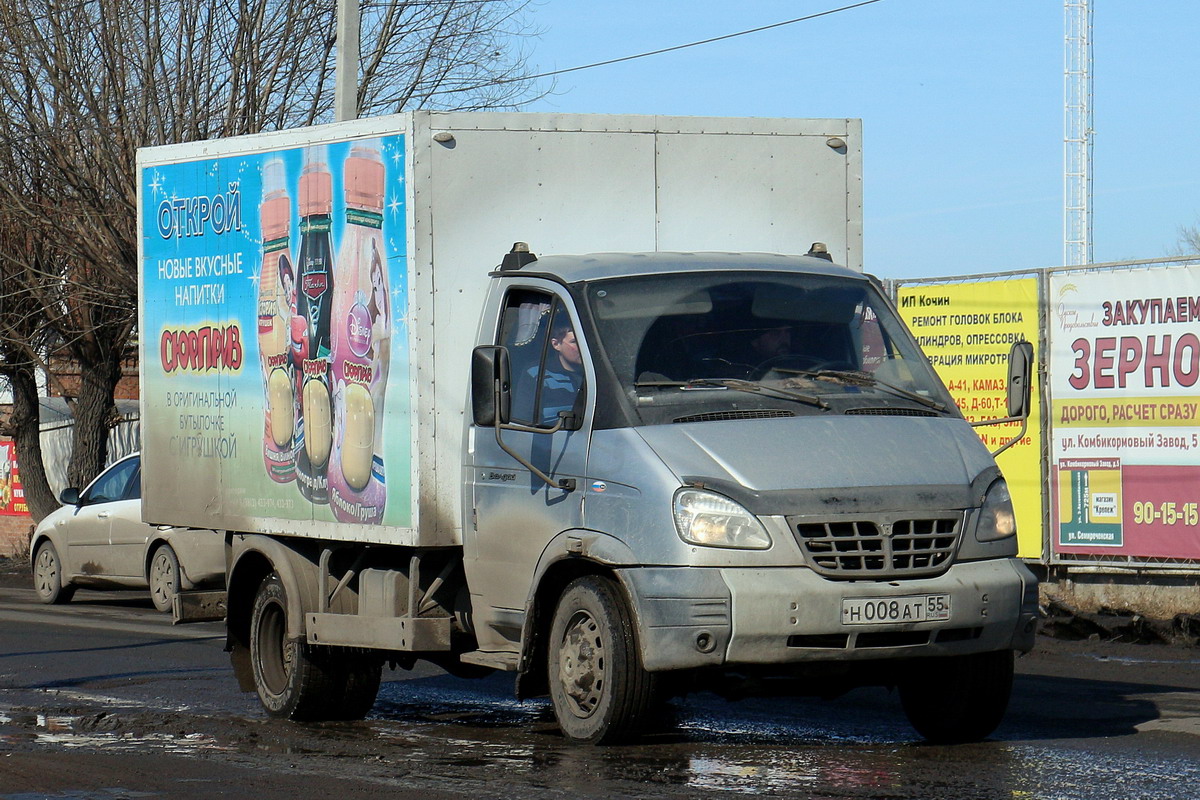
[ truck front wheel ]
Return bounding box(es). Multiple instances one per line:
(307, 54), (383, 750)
(250, 572), (345, 721)
(899, 650), (1014, 743)
(548, 575), (658, 744)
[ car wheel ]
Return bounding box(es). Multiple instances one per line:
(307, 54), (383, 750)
(548, 575), (659, 744)
(33, 541), (75, 605)
(148, 544), (180, 613)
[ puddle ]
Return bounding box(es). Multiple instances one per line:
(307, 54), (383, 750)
(1086, 654), (1200, 667)
(372, 680), (550, 732)
(676, 712), (894, 746)
(1, 791), (158, 800)
(680, 753), (897, 794)
(51, 688), (198, 713)
(1002, 745), (1200, 800)
(34, 729), (225, 754)
(0, 669), (1192, 800)
(0, 705), (229, 757)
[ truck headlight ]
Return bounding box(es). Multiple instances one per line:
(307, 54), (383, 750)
(976, 479), (1017, 542)
(673, 488), (771, 550)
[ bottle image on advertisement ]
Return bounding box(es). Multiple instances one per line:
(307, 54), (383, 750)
(258, 157), (297, 483)
(293, 145), (335, 504)
(330, 142), (389, 524)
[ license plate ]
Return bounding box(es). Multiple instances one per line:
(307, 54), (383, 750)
(841, 594), (951, 625)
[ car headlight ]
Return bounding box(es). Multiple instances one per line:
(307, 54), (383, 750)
(976, 479), (1017, 542)
(672, 488), (771, 550)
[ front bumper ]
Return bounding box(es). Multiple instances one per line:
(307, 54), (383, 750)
(622, 558), (1038, 672)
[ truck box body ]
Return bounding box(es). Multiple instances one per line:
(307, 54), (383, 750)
(137, 112), (863, 546)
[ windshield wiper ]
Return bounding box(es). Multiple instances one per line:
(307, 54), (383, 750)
(778, 368), (945, 411)
(634, 378), (829, 410)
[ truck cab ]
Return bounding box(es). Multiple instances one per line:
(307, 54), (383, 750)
(465, 249), (1038, 742)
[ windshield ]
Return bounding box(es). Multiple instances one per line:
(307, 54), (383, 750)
(584, 271), (956, 426)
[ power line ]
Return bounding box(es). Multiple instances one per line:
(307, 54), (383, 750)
(438, 0), (887, 93)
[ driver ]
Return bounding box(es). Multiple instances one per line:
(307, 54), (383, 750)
(530, 316), (584, 425)
(750, 325), (791, 362)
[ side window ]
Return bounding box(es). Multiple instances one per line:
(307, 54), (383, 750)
(125, 466), (143, 501)
(853, 299), (919, 390)
(498, 289), (586, 427)
(82, 458), (139, 505)
(855, 301), (890, 371)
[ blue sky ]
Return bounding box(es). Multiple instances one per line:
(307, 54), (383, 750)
(522, 1), (1200, 279)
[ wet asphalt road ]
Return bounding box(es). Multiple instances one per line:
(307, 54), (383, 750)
(2, 575), (1200, 800)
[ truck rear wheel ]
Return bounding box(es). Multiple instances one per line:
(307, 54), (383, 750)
(330, 655), (383, 720)
(899, 650), (1014, 743)
(250, 572), (345, 721)
(548, 575), (658, 744)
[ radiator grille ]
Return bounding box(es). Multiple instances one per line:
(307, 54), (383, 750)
(792, 516), (961, 578)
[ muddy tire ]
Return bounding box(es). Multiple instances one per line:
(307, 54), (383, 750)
(33, 541), (74, 605)
(899, 650), (1014, 743)
(548, 575), (658, 744)
(249, 572), (343, 721)
(330, 655), (383, 720)
(148, 544), (180, 613)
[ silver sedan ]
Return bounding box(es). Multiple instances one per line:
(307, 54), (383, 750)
(30, 453), (225, 612)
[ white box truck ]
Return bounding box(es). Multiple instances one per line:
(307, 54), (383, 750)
(137, 112), (1037, 743)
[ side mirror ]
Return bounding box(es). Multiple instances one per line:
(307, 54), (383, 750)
(1006, 341), (1034, 419)
(60, 488), (81, 506)
(471, 345), (512, 426)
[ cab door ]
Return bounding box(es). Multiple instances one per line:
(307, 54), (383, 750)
(466, 284), (592, 650)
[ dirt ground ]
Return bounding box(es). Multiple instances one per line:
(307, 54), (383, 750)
(4, 553), (1200, 800)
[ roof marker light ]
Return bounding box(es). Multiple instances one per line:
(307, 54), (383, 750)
(500, 242), (538, 271)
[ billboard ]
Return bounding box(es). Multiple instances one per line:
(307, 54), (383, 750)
(1049, 267), (1200, 560)
(897, 278), (1043, 559)
(0, 439), (27, 516)
(141, 135), (412, 529)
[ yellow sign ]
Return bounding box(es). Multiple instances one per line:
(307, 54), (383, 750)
(898, 279), (1043, 559)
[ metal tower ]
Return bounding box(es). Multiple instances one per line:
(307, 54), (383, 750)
(1064, 0), (1093, 266)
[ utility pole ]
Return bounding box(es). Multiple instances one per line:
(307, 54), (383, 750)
(1064, 0), (1093, 266)
(334, 0), (361, 122)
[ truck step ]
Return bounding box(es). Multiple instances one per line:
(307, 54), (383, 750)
(459, 650), (519, 671)
(306, 613), (451, 651)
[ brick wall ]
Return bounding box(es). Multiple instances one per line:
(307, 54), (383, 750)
(47, 353), (140, 400)
(0, 514), (34, 558)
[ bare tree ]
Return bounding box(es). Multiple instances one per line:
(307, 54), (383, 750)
(0, 0), (543, 517)
(0, 197), (61, 520)
(1174, 222), (1200, 256)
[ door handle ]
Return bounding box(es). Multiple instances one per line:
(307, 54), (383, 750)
(97, 511), (111, 519)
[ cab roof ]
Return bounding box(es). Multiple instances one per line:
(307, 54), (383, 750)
(495, 251), (869, 285)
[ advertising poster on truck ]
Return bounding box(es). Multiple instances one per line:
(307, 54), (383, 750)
(896, 278), (1043, 559)
(140, 134), (413, 530)
(1049, 266), (1200, 560)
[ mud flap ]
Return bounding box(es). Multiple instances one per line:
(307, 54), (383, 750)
(172, 590), (227, 624)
